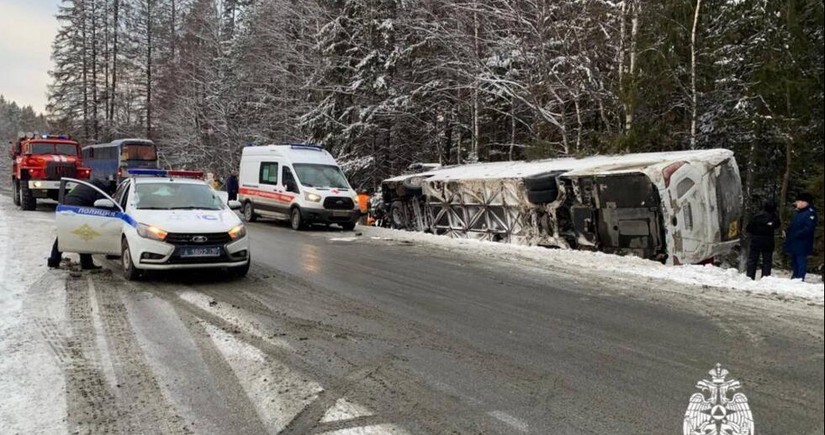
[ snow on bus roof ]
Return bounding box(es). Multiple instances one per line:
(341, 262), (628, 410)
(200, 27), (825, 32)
(409, 149), (733, 182)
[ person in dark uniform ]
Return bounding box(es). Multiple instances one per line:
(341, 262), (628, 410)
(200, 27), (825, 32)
(784, 192), (818, 281)
(47, 179), (115, 270)
(745, 201), (780, 279)
(225, 172), (239, 201)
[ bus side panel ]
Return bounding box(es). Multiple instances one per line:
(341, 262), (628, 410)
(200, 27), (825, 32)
(84, 146), (118, 180)
(92, 159), (118, 180)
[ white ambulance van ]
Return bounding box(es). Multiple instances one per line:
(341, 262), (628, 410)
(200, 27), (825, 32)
(238, 144), (361, 230)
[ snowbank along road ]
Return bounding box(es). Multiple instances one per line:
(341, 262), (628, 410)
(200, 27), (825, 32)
(1, 193), (823, 434)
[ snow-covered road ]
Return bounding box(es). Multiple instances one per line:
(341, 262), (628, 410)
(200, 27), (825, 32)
(1, 195), (823, 434)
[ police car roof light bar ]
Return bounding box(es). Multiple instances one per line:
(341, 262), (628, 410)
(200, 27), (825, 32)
(167, 170), (204, 179)
(126, 168), (168, 177)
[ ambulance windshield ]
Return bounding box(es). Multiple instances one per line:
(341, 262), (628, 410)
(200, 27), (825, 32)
(293, 164), (349, 189)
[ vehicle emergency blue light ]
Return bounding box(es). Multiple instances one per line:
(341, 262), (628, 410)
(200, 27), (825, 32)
(289, 143), (324, 151)
(127, 168), (168, 177)
(39, 134), (71, 140)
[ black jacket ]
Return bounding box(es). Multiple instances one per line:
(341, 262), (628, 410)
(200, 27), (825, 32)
(63, 180), (110, 206)
(225, 175), (239, 194)
(746, 210), (781, 238)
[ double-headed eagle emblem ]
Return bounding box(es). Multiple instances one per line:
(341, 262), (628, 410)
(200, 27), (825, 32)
(684, 364), (754, 435)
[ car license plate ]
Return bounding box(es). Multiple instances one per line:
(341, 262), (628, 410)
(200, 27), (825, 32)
(179, 247), (222, 258)
(332, 210), (349, 217)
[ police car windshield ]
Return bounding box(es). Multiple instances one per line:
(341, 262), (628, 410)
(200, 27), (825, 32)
(293, 164), (348, 189)
(134, 182), (223, 210)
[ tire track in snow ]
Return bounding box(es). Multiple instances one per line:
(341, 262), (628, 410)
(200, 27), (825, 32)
(144, 272), (511, 434)
(94, 278), (191, 434)
(63, 274), (123, 434)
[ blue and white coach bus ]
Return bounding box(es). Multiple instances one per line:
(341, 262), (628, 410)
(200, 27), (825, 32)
(81, 138), (159, 182)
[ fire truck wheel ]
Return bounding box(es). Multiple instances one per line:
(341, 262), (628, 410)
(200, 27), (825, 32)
(20, 182), (36, 210)
(12, 179), (21, 206)
(121, 240), (142, 281)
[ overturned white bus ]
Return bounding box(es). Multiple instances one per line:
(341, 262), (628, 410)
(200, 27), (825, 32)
(379, 149), (743, 265)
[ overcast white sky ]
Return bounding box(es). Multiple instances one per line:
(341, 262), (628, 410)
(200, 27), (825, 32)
(0, 0), (59, 114)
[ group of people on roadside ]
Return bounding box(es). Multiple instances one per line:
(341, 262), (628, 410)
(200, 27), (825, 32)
(745, 191), (818, 281)
(208, 172), (239, 201)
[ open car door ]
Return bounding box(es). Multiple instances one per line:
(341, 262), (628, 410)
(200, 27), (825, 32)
(56, 178), (124, 255)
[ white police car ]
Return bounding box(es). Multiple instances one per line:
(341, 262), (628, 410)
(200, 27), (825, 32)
(56, 169), (250, 280)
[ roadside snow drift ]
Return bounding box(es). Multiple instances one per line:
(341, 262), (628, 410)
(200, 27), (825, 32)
(360, 227), (824, 304)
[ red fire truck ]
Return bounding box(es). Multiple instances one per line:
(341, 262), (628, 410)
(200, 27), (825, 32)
(9, 134), (91, 210)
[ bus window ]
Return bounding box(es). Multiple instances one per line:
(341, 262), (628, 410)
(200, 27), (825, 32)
(122, 144), (157, 161)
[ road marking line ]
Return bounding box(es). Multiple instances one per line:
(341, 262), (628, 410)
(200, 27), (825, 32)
(488, 410), (529, 433)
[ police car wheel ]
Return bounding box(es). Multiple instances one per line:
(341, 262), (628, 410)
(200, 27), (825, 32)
(231, 258), (250, 278)
(121, 240), (141, 281)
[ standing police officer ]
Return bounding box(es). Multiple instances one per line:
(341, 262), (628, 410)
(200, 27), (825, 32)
(48, 179), (115, 270)
(225, 172), (239, 201)
(745, 201), (781, 280)
(784, 192), (818, 280)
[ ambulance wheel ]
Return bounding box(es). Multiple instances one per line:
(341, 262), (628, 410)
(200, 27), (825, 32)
(243, 201), (257, 222)
(20, 182), (36, 210)
(12, 179), (21, 206)
(290, 208), (306, 231)
(341, 222), (356, 231)
(121, 240), (142, 281)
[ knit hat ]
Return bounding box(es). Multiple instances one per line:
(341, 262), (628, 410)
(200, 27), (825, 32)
(794, 192), (814, 203)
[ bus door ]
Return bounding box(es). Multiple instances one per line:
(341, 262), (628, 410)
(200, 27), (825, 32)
(666, 162), (705, 257)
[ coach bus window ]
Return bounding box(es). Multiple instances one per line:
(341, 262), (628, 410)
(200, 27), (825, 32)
(123, 144), (158, 161)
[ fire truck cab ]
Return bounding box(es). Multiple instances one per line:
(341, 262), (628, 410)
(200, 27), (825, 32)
(9, 134), (91, 210)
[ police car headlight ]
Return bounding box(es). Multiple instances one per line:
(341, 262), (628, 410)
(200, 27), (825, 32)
(137, 223), (168, 241)
(304, 192), (322, 202)
(228, 224), (247, 240)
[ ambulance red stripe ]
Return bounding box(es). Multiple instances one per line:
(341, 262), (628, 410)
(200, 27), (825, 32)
(239, 187), (296, 203)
